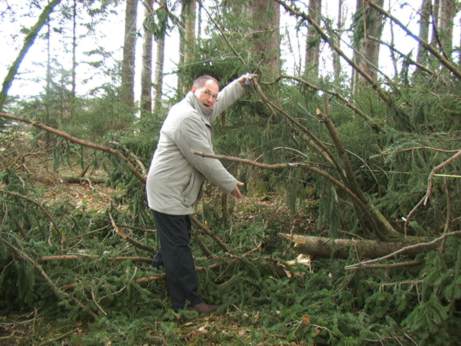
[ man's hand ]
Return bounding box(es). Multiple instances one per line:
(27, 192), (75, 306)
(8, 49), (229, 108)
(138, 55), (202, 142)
(231, 181), (245, 199)
(238, 73), (258, 86)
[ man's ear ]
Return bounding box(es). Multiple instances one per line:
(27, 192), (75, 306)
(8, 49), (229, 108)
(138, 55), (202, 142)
(191, 86), (196, 92)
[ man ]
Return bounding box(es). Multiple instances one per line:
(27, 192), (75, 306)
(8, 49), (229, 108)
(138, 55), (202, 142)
(146, 73), (256, 313)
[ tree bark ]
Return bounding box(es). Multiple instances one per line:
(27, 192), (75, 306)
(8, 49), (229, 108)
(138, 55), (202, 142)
(352, 0), (384, 94)
(141, 0), (154, 114)
(71, 0), (77, 118)
(333, 0), (344, 82)
(153, 0), (167, 113)
(250, 0), (281, 77)
(121, 0), (138, 109)
(439, 0), (455, 57)
(0, 0), (62, 111)
(178, 0), (196, 94)
(304, 0), (321, 81)
(416, 0), (431, 67)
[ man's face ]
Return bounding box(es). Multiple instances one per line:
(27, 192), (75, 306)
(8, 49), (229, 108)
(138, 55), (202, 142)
(192, 80), (219, 109)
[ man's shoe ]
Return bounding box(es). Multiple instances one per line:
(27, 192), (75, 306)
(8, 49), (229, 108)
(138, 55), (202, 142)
(190, 303), (218, 314)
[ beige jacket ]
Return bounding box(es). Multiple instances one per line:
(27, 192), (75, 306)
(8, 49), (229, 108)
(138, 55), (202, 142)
(146, 79), (244, 215)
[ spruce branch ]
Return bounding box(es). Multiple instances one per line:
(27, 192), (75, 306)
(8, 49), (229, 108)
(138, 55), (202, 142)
(0, 189), (61, 241)
(0, 112), (146, 183)
(0, 236), (98, 319)
(345, 230), (461, 270)
(423, 149), (461, 206)
(109, 213), (155, 253)
(264, 74), (383, 132)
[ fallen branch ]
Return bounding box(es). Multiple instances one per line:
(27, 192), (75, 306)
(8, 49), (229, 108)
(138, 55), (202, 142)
(193, 151), (401, 240)
(0, 189), (61, 240)
(109, 213), (155, 253)
(345, 230), (461, 270)
(39, 255), (152, 263)
(191, 215), (232, 254)
(423, 149), (461, 205)
(0, 112), (146, 183)
(266, 74), (383, 132)
(0, 236), (98, 319)
(280, 233), (419, 259)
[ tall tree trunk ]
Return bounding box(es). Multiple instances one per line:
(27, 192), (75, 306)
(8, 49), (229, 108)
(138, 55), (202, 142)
(71, 0), (77, 118)
(304, 0), (321, 81)
(439, 0), (455, 58)
(153, 33), (165, 113)
(153, 0), (167, 113)
(430, 0), (440, 48)
(121, 0), (138, 109)
(178, 0), (196, 94)
(333, 0), (344, 82)
(416, 0), (431, 67)
(45, 20), (52, 144)
(249, 0), (281, 78)
(141, 0), (154, 115)
(0, 0), (62, 111)
(352, 0), (384, 95)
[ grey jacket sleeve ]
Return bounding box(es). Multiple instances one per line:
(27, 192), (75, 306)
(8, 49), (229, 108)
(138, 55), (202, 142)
(210, 79), (245, 122)
(174, 115), (237, 193)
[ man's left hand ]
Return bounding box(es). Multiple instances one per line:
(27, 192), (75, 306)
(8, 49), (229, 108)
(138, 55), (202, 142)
(238, 73), (258, 86)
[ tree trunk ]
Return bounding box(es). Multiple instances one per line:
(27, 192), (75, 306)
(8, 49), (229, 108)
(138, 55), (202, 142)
(249, 0), (281, 78)
(416, 0), (431, 67)
(71, 0), (77, 118)
(333, 0), (344, 82)
(121, 0), (138, 109)
(304, 0), (321, 81)
(430, 0), (440, 48)
(141, 0), (154, 115)
(178, 0), (196, 94)
(352, 0), (384, 94)
(153, 0), (167, 113)
(280, 233), (437, 259)
(0, 0), (62, 112)
(439, 0), (455, 57)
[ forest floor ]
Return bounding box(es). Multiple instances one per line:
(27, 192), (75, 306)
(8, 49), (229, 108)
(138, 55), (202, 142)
(1, 133), (323, 345)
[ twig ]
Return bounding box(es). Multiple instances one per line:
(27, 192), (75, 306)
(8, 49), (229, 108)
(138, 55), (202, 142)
(109, 213), (155, 253)
(423, 149), (461, 205)
(39, 255), (152, 263)
(91, 288), (107, 316)
(191, 215), (232, 254)
(347, 260), (422, 271)
(345, 231), (461, 270)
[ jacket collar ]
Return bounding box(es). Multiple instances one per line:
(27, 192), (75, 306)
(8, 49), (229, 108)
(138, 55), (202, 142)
(185, 92), (212, 127)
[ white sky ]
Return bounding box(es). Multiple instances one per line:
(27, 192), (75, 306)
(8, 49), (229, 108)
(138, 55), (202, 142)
(0, 1), (460, 103)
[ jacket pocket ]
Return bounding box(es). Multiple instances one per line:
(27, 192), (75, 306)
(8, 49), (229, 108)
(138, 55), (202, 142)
(183, 172), (203, 207)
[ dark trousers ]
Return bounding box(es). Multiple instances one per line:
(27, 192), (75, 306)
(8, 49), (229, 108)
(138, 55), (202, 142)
(153, 210), (203, 309)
